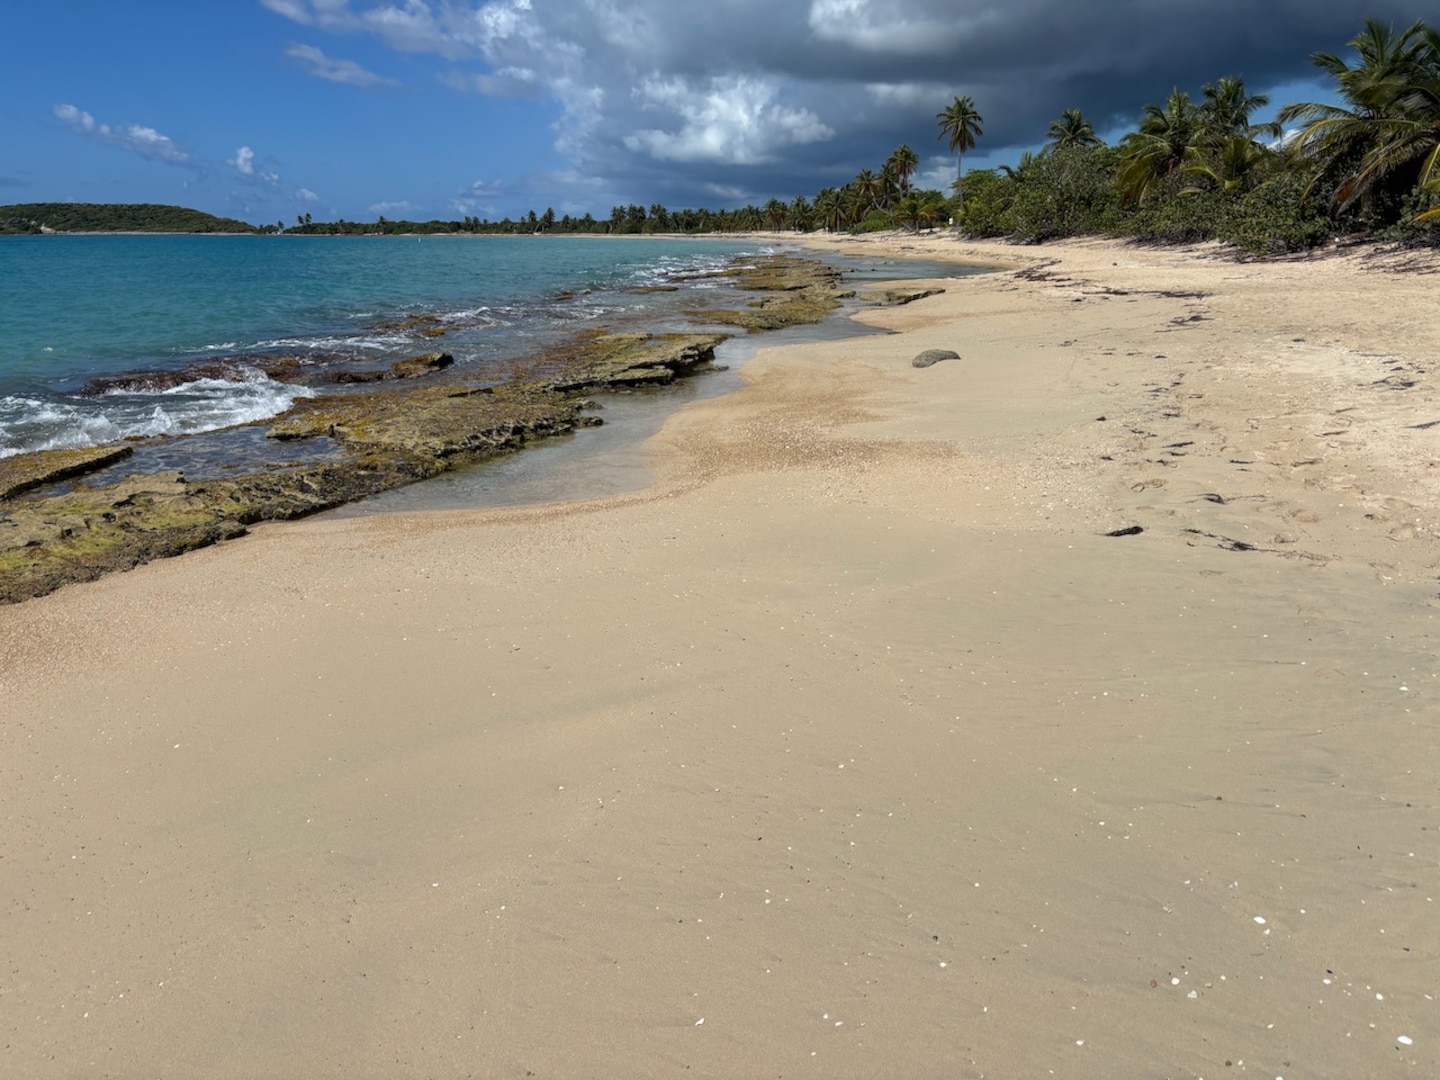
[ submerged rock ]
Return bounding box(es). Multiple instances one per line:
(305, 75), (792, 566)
(697, 255), (848, 332)
(80, 357), (307, 394)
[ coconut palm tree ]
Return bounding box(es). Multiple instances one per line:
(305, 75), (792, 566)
(892, 193), (921, 232)
(1117, 88), (1202, 202)
(886, 144), (921, 194)
(1045, 109), (1102, 151)
(916, 192), (948, 231)
(1182, 136), (1276, 195)
(1279, 19), (1440, 213)
(763, 197), (789, 231)
(814, 187), (845, 232)
(936, 95), (984, 205)
(1199, 76), (1282, 144)
(851, 168), (885, 218)
(999, 150), (1040, 181)
(790, 194), (814, 232)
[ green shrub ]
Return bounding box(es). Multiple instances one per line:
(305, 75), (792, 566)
(852, 210), (895, 233)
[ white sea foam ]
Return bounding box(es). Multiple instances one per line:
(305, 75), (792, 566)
(256, 334), (406, 351)
(0, 377), (314, 457)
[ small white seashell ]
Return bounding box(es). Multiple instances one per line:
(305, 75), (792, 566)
(1253, 916), (1267, 925)
(695, 1018), (704, 1026)
(1398, 1035), (1414, 1046)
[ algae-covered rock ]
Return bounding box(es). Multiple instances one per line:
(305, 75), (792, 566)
(388, 352), (454, 379)
(330, 351), (455, 384)
(699, 254), (847, 332)
(871, 287), (946, 307)
(537, 332), (729, 392)
(81, 357), (306, 394)
(269, 382), (587, 458)
(0, 444), (135, 500)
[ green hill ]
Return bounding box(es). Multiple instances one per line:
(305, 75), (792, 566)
(0, 203), (257, 234)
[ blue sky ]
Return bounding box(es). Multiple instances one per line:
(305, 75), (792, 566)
(0, 1), (1413, 226)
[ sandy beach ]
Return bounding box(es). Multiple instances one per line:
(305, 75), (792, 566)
(2, 234), (1437, 1078)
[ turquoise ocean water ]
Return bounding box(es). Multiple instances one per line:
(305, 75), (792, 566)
(0, 235), (986, 484)
(0, 234), (774, 460)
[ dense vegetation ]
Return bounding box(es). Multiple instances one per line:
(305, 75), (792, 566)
(949, 18), (1440, 253)
(9, 19), (1438, 254)
(0, 203), (256, 234)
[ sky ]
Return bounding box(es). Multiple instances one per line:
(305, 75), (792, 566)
(0, 1), (1422, 226)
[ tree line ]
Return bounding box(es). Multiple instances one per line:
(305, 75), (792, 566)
(958, 18), (1440, 252)
(0, 203), (255, 234)
(8, 19), (1436, 253)
(277, 18), (1440, 254)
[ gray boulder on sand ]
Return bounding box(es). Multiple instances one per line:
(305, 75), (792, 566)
(912, 349), (959, 368)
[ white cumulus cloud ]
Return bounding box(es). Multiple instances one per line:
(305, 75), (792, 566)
(285, 43), (397, 87)
(53, 103), (191, 165)
(624, 76), (833, 165)
(228, 146), (283, 186)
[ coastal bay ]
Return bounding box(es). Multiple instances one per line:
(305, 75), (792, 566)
(2, 235), (1437, 1077)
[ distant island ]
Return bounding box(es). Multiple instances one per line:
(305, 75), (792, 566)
(0, 203), (257, 234)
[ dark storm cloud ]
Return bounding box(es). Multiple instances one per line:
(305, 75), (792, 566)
(262, 0), (1423, 209)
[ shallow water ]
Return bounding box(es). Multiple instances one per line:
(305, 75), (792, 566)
(329, 291), (916, 516)
(2, 233), (991, 504)
(0, 234), (767, 458)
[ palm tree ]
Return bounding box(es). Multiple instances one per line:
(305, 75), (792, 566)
(789, 194), (813, 232)
(886, 144), (921, 194)
(1199, 76), (1282, 144)
(814, 187), (845, 232)
(1182, 136), (1275, 195)
(1117, 88), (1202, 202)
(936, 95), (984, 206)
(917, 192), (948, 231)
(893, 193), (922, 232)
(1045, 109), (1102, 152)
(851, 168), (885, 218)
(762, 198), (789, 231)
(1279, 19), (1440, 214)
(999, 150), (1040, 181)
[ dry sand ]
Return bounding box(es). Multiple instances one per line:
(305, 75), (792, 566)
(2, 234), (1437, 1078)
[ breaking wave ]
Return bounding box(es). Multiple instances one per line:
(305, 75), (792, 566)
(0, 374), (314, 458)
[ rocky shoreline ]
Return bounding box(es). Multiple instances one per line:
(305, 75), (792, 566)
(0, 254), (898, 604)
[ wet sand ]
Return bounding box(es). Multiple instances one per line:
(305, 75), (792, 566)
(2, 235), (1437, 1078)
